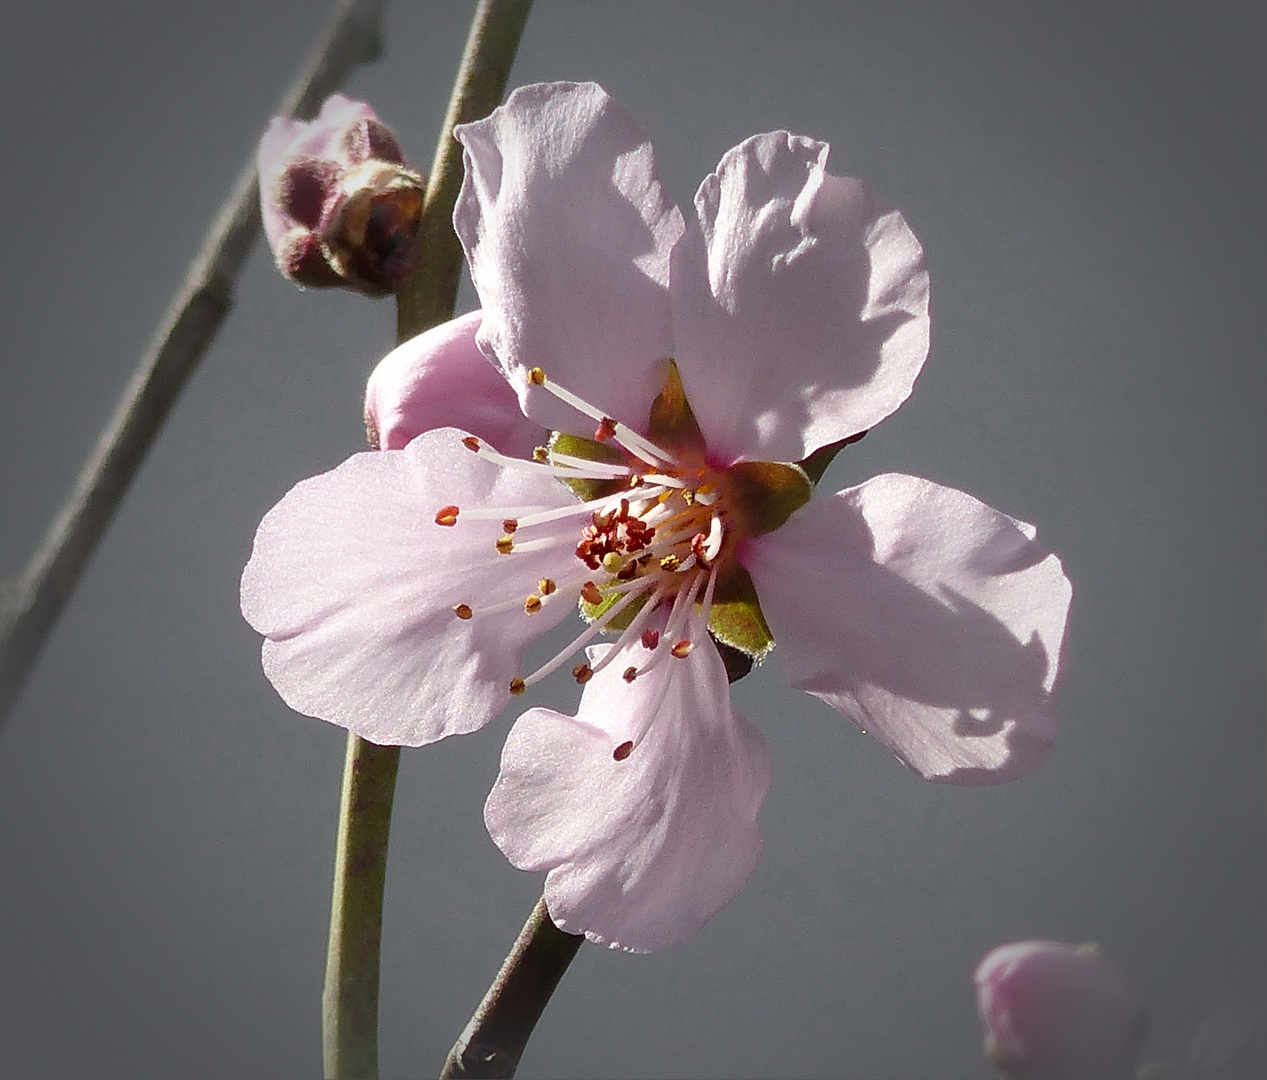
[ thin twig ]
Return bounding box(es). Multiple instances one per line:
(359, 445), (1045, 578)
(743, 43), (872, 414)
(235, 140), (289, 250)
(0, 0), (388, 728)
(440, 898), (583, 1079)
(322, 3), (534, 1078)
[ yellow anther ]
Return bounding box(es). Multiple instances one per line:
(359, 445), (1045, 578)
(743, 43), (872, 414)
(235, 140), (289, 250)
(453, 603), (473, 620)
(509, 677), (527, 696)
(528, 366), (546, 385)
(538, 578), (557, 596)
(659, 554), (680, 572)
(495, 535), (515, 554)
(524, 594), (543, 614)
(572, 663), (593, 684)
(533, 445), (549, 462)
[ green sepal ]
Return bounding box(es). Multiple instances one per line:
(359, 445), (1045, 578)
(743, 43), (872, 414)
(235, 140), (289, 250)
(549, 431), (629, 502)
(798, 429), (868, 486)
(579, 585), (650, 632)
(707, 560), (774, 658)
(646, 359), (707, 457)
(725, 460), (812, 537)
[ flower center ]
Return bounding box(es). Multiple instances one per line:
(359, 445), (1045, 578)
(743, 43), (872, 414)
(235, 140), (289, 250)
(432, 361), (811, 717)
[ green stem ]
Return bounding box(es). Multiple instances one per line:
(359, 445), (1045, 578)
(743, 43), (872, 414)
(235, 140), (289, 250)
(439, 897), (584, 1079)
(322, 3), (534, 1077)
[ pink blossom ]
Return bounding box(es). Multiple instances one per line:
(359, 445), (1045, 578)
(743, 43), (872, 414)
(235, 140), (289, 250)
(257, 93), (424, 294)
(975, 940), (1148, 1079)
(242, 82), (1072, 951)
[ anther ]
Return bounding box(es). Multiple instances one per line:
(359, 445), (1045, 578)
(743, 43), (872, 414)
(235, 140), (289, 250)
(595, 416), (618, 442)
(538, 578), (557, 596)
(502, 518), (519, 533)
(641, 628), (660, 650)
(572, 663), (593, 684)
(509, 677), (527, 696)
(453, 603), (473, 620)
(528, 366), (546, 386)
(671, 639), (693, 658)
(524, 595), (542, 614)
(622, 666), (638, 683)
(581, 581), (603, 605)
(659, 554), (680, 571)
(462, 436), (481, 452)
(533, 446), (549, 462)
(435, 505), (459, 527)
(613, 740), (634, 761)
(495, 535), (515, 554)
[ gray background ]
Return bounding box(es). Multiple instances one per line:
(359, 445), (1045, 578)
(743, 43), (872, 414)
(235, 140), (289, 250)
(1, 3), (1263, 1078)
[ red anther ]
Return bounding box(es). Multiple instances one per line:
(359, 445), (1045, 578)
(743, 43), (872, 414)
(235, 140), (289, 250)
(612, 740), (634, 761)
(670, 639), (693, 658)
(641, 628), (660, 650)
(622, 666), (638, 683)
(435, 505), (459, 526)
(461, 435), (481, 452)
(453, 603), (473, 620)
(581, 581), (603, 605)
(502, 518), (519, 533)
(595, 416), (618, 442)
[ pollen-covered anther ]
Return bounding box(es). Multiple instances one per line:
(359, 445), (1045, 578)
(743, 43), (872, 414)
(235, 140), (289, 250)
(671, 639), (693, 658)
(528, 366), (546, 386)
(524, 594), (543, 614)
(453, 603), (473, 620)
(532, 446), (549, 463)
(538, 577), (557, 596)
(659, 554), (680, 572)
(594, 416), (618, 442)
(502, 518), (519, 533)
(572, 663), (593, 684)
(509, 677), (526, 696)
(581, 581), (603, 605)
(461, 435), (481, 452)
(612, 740), (634, 762)
(641, 628), (660, 650)
(495, 534), (515, 554)
(622, 666), (638, 683)
(435, 505), (459, 527)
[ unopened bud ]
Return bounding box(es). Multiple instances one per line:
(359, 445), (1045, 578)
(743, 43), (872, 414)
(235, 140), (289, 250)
(258, 94), (424, 295)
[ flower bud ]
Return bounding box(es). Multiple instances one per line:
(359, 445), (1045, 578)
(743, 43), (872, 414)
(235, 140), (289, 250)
(974, 940), (1148, 1079)
(258, 94), (424, 295)
(364, 310), (547, 456)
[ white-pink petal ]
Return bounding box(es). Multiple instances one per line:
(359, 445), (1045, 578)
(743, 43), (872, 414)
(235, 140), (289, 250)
(743, 473), (1070, 784)
(672, 133), (929, 464)
(364, 310), (546, 457)
(484, 627), (771, 953)
(240, 428), (578, 746)
(453, 82), (684, 436)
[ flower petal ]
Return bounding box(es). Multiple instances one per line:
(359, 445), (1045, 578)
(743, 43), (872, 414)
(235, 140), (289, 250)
(484, 626), (771, 953)
(363, 310), (546, 456)
(672, 133), (929, 464)
(454, 82), (684, 435)
(975, 940), (1148, 1080)
(743, 473), (1071, 784)
(240, 428), (579, 746)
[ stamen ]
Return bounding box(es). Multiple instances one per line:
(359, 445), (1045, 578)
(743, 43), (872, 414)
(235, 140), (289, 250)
(572, 663), (593, 684)
(595, 417), (618, 442)
(462, 436), (481, 452)
(581, 581), (603, 605)
(538, 578), (557, 596)
(435, 505), (459, 526)
(546, 452), (632, 479)
(495, 535), (514, 554)
(670, 639), (693, 658)
(509, 677), (526, 696)
(641, 628), (660, 650)
(524, 595), (542, 614)
(533, 446), (549, 462)
(613, 740), (634, 761)
(453, 604), (473, 620)
(622, 666), (638, 683)
(502, 519), (518, 533)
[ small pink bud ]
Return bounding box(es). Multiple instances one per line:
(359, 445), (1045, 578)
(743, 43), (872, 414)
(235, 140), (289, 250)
(975, 940), (1148, 1079)
(258, 94), (424, 295)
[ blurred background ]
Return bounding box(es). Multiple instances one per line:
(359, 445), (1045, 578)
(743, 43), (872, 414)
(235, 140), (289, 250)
(1, 3), (1263, 1077)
